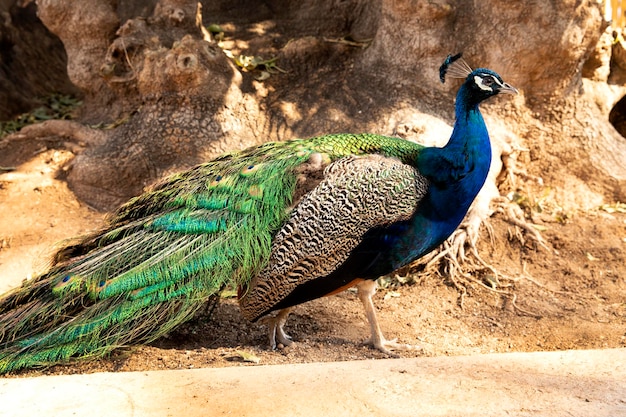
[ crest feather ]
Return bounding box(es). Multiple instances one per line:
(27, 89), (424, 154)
(439, 53), (473, 83)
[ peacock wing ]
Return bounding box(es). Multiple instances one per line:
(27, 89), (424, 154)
(239, 154), (429, 321)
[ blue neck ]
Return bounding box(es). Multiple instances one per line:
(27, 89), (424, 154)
(333, 84), (494, 278)
(388, 85), (493, 268)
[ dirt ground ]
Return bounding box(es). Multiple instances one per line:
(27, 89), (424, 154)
(0, 145), (625, 378)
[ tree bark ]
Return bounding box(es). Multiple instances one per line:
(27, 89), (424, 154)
(37, 0), (120, 122)
(2, 0), (624, 212)
(0, 0), (78, 119)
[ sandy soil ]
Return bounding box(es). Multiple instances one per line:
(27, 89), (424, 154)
(0, 146), (625, 377)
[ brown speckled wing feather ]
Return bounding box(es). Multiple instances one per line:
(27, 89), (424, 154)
(239, 154), (428, 320)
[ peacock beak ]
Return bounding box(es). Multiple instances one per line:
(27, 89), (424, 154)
(499, 82), (518, 95)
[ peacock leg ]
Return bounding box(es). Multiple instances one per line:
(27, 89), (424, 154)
(356, 280), (414, 355)
(266, 307), (294, 349)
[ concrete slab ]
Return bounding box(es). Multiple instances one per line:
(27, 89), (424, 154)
(2, 349), (625, 417)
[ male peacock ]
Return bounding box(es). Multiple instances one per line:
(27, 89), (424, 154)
(0, 54), (516, 373)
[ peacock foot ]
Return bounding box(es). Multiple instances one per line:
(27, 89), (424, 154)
(362, 336), (419, 357)
(356, 280), (421, 356)
(261, 307), (294, 349)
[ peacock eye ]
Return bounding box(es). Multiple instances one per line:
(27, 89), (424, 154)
(482, 76), (494, 86)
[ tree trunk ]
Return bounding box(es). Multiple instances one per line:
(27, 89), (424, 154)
(1, 0), (624, 214)
(0, 0), (78, 119)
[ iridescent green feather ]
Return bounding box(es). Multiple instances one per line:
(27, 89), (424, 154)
(0, 133), (423, 373)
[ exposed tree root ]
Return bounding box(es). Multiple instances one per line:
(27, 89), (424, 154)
(406, 219), (544, 318)
(397, 190), (589, 319)
(492, 197), (551, 252)
(415, 123), (582, 318)
(0, 120), (107, 154)
(389, 141), (559, 319)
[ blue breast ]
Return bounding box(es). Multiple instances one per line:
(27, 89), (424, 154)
(344, 98), (493, 278)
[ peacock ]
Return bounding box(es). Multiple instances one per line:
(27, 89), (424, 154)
(0, 54), (516, 373)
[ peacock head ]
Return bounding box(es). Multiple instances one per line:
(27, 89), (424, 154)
(439, 53), (517, 104)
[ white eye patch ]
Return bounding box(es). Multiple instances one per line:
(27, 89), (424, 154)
(474, 75), (493, 91)
(474, 74), (506, 92)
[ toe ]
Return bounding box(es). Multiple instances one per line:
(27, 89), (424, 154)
(364, 337), (420, 356)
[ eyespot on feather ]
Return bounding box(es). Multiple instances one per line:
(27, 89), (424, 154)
(55, 274), (74, 288)
(241, 163), (262, 176)
(233, 199), (255, 213)
(209, 174), (234, 189)
(209, 174), (223, 188)
(53, 274), (83, 294)
(92, 279), (110, 295)
(248, 184), (264, 198)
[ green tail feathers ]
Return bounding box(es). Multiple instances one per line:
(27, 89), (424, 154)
(0, 134), (424, 373)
